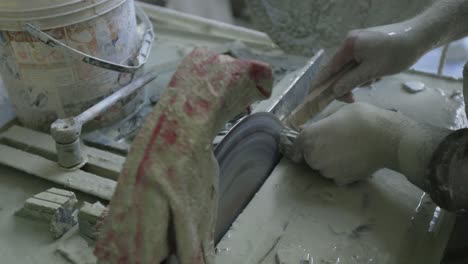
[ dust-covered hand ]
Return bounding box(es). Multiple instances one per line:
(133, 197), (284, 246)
(289, 103), (450, 187)
(316, 24), (425, 101)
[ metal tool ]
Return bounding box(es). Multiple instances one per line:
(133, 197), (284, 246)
(285, 61), (357, 130)
(265, 50), (324, 119)
(50, 69), (159, 169)
(277, 60), (356, 160)
(279, 126), (300, 160)
(214, 112), (284, 242)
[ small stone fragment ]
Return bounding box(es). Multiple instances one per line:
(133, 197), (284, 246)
(78, 202), (106, 240)
(49, 190), (79, 239)
(50, 207), (79, 239)
(150, 95), (159, 105)
(16, 197), (61, 221)
(402, 81), (426, 93)
(16, 188), (78, 230)
(48, 188), (76, 198)
(56, 230), (97, 264)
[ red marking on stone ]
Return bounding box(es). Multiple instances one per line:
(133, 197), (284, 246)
(227, 72), (242, 89)
(256, 84), (271, 98)
(194, 67), (208, 77)
(190, 48), (205, 58)
(197, 99), (211, 112)
(212, 73), (225, 84)
(116, 212), (126, 222)
(166, 166), (178, 184)
(99, 231), (115, 247)
(115, 233), (131, 263)
(132, 111), (175, 262)
(248, 61), (272, 82)
(135, 113), (167, 185)
(95, 229), (128, 262)
(200, 54), (218, 67)
(94, 246), (110, 260)
(241, 60), (272, 98)
(193, 53), (219, 77)
(193, 250), (203, 264)
(167, 167), (174, 178)
(184, 101), (195, 116)
(118, 255), (130, 264)
(184, 99), (212, 117)
(169, 94), (178, 105)
(162, 129), (177, 145)
(168, 76), (178, 87)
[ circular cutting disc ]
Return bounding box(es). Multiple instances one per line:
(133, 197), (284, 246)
(247, 0), (433, 57)
(214, 112), (283, 242)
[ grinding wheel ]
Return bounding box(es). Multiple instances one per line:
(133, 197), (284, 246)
(214, 112), (283, 242)
(247, 0), (434, 57)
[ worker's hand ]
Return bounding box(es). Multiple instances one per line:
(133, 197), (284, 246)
(317, 24), (425, 101)
(289, 102), (450, 186)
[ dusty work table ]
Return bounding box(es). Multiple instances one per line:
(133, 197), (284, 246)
(216, 71), (465, 264)
(0, 3), (465, 264)
(215, 160), (454, 264)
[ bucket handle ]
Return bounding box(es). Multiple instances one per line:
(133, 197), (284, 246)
(23, 7), (155, 74)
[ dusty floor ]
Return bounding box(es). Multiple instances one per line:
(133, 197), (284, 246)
(0, 165), (100, 264)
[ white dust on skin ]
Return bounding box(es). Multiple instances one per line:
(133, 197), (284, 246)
(247, 0), (435, 57)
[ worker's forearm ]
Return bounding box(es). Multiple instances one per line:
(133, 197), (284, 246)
(397, 122), (451, 190)
(405, 0), (468, 53)
(371, 1), (468, 58)
(398, 122), (468, 212)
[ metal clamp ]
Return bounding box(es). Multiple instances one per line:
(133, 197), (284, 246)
(279, 126), (299, 158)
(50, 66), (160, 169)
(23, 6), (155, 73)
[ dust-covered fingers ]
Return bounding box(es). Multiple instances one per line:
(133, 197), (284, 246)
(330, 63), (376, 99)
(313, 34), (358, 88)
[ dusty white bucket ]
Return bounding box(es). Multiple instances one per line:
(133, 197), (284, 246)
(0, 0), (153, 131)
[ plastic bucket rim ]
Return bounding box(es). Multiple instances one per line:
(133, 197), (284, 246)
(0, 0), (127, 31)
(0, 0), (97, 13)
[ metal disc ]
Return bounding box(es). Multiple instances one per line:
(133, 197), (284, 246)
(214, 112), (283, 242)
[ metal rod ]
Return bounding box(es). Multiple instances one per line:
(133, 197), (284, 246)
(76, 71), (158, 124)
(265, 50), (324, 118)
(437, 44), (450, 76)
(51, 67), (160, 169)
(464, 61), (468, 114)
